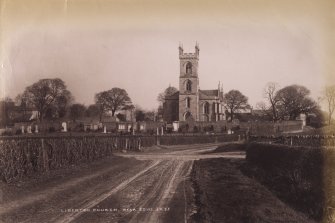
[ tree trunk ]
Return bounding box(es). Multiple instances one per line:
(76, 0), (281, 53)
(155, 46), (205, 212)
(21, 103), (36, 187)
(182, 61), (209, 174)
(230, 110), (234, 122)
(271, 105), (277, 122)
(39, 111), (43, 122)
(99, 112), (102, 122)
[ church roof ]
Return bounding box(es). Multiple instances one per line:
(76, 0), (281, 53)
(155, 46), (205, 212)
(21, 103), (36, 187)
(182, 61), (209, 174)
(200, 90), (219, 96)
(199, 90), (220, 100)
(164, 90), (223, 101)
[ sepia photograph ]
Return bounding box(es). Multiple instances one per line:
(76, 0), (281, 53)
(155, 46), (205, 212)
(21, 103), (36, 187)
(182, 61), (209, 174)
(0, 0), (335, 222)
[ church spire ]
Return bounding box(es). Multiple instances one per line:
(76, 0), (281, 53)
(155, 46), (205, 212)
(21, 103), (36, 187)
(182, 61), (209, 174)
(179, 42), (184, 55)
(195, 41), (200, 56)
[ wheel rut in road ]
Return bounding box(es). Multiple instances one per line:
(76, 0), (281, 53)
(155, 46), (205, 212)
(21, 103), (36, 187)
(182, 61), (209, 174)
(55, 160), (161, 223)
(1, 143), (246, 223)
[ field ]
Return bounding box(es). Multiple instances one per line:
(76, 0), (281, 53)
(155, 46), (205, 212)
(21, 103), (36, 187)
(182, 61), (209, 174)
(0, 141), (323, 223)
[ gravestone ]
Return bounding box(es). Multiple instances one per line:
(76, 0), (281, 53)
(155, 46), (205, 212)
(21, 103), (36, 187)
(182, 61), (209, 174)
(21, 126), (25, 134)
(62, 122), (67, 132)
(35, 125), (39, 133)
(103, 125), (107, 133)
(27, 126), (32, 134)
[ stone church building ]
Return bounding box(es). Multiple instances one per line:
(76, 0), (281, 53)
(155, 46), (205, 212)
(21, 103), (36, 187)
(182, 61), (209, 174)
(163, 43), (226, 123)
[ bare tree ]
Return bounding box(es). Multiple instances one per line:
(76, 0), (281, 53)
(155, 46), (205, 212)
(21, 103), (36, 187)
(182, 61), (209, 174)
(15, 93), (29, 117)
(223, 90), (249, 122)
(255, 101), (272, 120)
(69, 104), (86, 121)
(324, 85), (335, 125)
(23, 78), (72, 122)
(157, 86), (178, 105)
(95, 91), (111, 121)
(263, 82), (280, 122)
(0, 97), (14, 126)
(276, 85), (318, 120)
(95, 88), (132, 120)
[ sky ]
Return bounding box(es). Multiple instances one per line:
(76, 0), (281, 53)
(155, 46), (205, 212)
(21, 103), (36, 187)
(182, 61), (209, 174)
(1, 0), (334, 110)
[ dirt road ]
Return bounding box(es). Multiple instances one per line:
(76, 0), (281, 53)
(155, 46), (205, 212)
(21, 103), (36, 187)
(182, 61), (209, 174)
(0, 143), (243, 223)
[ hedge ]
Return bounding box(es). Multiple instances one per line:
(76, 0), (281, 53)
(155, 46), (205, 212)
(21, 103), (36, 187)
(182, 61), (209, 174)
(245, 143), (335, 221)
(0, 135), (145, 183)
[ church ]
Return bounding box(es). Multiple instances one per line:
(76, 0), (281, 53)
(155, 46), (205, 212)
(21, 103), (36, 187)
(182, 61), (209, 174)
(163, 43), (226, 123)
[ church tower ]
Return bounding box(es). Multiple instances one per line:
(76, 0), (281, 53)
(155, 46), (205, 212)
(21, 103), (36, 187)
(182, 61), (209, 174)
(178, 43), (200, 121)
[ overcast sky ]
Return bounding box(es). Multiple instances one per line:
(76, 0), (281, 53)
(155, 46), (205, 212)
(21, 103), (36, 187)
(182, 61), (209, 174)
(1, 0), (334, 110)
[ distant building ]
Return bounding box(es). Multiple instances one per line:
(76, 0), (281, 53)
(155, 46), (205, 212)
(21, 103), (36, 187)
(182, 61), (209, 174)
(163, 43), (226, 123)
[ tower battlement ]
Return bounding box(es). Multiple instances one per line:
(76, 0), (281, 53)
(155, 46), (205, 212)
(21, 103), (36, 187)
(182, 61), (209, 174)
(178, 43), (200, 59)
(179, 53), (198, 59)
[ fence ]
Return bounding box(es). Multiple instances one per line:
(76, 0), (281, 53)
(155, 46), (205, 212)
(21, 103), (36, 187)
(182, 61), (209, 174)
(240, 121), (303, 136)
(158, 134), (241, 145)
(0, 133), (243, 182)
(249, 135), (335, 147)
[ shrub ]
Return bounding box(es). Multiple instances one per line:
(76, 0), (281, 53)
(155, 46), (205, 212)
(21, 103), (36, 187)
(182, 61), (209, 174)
(1, 130), (13, 136)
(0, 135), (149, 182)
(244, 143), (328, 221)
(232, 126), (240, 131)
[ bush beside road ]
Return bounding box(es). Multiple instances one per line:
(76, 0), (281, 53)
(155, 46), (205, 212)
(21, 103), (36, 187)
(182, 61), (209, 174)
(244, 143), (335, 222)
(190, 158), (314, 223)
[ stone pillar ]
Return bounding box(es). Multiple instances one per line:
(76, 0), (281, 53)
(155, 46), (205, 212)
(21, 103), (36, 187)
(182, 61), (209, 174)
(35, 125), (39, 133)
(21, 126), (25, 134)
(27, 126), (32, 134)
(161, 126), (164, 135)
(103, 125), (107, 133)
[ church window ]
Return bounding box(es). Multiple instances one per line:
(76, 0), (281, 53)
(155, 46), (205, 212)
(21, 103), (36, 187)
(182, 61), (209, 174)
(186, 80), (192, 92)
(185, 112), (191, 121)
(204, 102), (209, 114)
(186, 97), (191, 108)
(186, 62), (192, 74)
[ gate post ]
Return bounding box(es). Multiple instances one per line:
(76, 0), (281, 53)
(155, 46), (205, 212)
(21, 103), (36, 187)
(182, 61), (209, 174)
(42, 138), (49, 172)
(138, 138), (141, 151)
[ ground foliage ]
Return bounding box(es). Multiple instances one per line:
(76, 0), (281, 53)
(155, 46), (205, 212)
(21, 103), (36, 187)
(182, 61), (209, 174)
(0, 136), (145, 182)
(244, 143), (335, 222)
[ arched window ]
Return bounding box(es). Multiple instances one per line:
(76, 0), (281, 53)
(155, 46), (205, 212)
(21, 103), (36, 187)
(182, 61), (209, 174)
(186, 80), (192, 92)
(204, 102), (209, 114)
(186, 62), (192, 74)
(184, 112), (191, 121)
(186, 97), (191, 108)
